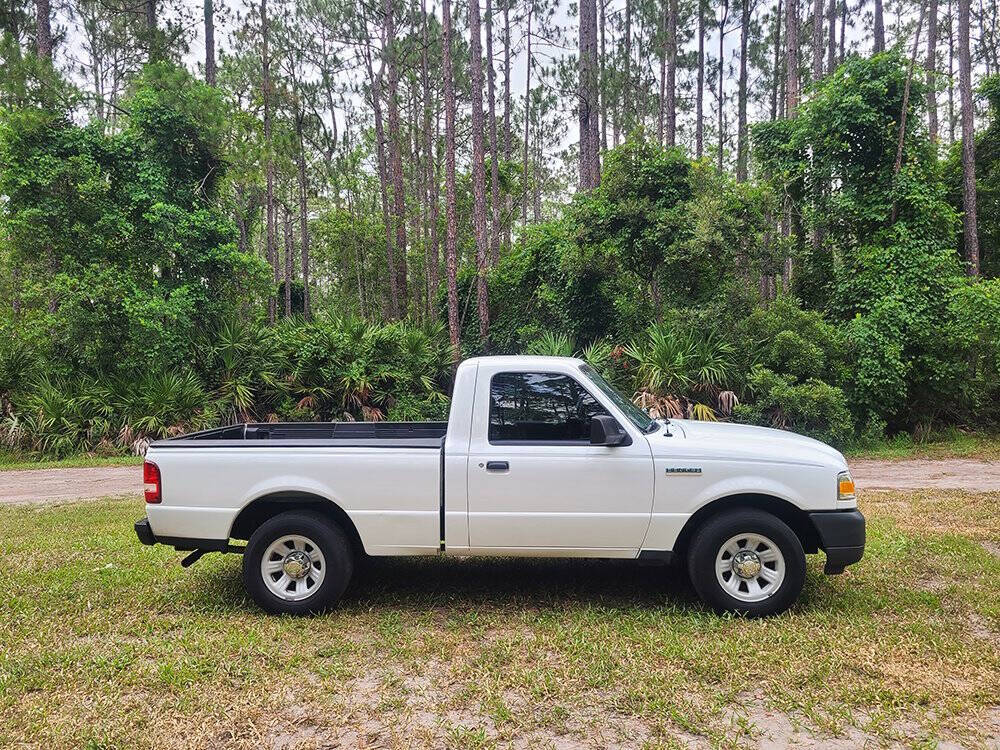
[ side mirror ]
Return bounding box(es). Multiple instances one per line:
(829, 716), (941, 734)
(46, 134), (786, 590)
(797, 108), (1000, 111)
(590, 415), (626, 446)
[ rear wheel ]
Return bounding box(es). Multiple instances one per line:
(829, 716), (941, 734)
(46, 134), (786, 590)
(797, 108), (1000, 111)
(687, 509), (805, 617)
(243, 511), (353, 615)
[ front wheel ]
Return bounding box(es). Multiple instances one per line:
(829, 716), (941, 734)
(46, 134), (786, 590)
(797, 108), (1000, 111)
(243, 511), (354, 615)
(687, 509), (806, 617)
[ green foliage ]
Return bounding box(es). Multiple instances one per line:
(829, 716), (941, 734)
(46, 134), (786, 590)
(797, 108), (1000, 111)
(624, 323), (735, 396)
(736, 366), (854, 446)
(0, 62), (269, 378)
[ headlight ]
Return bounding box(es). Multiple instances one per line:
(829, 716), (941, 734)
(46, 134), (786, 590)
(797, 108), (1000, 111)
(838, 470), (856, 502)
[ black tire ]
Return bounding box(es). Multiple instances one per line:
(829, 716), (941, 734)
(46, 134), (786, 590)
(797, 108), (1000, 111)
(243, 511), (354, 615)
(686, 509), (806, 617)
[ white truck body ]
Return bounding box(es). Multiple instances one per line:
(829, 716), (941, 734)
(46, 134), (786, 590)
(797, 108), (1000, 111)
(137, 356), (865, 615)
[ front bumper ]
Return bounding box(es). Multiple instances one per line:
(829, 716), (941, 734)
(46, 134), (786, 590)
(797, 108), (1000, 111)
(808, 509), (865, 574)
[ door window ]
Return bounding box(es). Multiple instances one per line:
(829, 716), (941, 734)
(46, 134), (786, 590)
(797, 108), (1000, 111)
(488, 372), (609, 443)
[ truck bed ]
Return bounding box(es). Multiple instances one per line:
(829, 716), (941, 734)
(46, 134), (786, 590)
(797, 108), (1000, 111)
(151, 421), (448, 449)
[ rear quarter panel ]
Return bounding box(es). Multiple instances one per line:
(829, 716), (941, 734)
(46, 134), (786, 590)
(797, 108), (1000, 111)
(145, 446), (441, 555)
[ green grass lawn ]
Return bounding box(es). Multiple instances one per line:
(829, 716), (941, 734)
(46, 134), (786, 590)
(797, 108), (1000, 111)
(1, 491), (998, 750)
(0, 451), (143, 471)
(844, 430), (1000, 461)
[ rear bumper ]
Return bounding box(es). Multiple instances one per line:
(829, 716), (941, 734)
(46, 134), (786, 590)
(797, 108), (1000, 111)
(134, 517), (228, 552)
(808, 509), (865, 575)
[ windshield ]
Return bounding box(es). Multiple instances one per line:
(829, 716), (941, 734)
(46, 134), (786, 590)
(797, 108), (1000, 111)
(579, 364), (657, 433)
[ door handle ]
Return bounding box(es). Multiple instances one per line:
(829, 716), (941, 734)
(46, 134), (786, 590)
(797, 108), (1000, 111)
(485, 461), (509, 472)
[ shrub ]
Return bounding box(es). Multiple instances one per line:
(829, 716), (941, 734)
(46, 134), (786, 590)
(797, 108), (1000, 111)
(735, 366), (854, 446)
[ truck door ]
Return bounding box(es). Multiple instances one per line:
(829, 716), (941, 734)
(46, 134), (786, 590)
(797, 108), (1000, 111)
(466, 367), (654, 553)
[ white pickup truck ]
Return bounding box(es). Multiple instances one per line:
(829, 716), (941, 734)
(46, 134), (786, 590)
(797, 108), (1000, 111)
(135, 355), (864, 617)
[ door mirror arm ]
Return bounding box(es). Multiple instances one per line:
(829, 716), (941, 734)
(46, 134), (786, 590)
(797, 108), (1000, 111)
(590, 415), (627, 446)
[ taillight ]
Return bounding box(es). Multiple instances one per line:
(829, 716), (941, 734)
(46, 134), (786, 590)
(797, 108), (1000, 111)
(143, 461), (161, 503)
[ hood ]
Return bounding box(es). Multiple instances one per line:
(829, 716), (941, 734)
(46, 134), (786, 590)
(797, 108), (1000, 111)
(647, 419), (848, 469)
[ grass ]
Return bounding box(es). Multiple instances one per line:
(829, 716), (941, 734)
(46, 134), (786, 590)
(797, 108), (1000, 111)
(0, 451), (143, 471)
(845, 430), (1000, 461)
(1, 491), (998, 749)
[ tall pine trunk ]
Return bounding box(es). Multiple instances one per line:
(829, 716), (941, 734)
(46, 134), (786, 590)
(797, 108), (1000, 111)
(205, 0), (216, 85)
(927, 0), (939, 142)
(666, 0), (677, 145)
(873, 0), (885, 52)
(262, 0), (277, 325)
(469, 0), (491, 346)
(443, 0), (461, 354)
(296, 112), (311, 320)
(696, 0), (705, 157)
(826, 0), (836, 72)
(811, 0), (823, 82)
(384, 0), (409, 312)
(485, 0), (502, 265)
(771, 0), (782, 120)
(284, 208), (293, 318)
(578, 0), (601, 188)
(523, 4), (532, 223)
(365, 46), (400, 318)
(36, 0), (51, 58)
(958, 0), (979, 273)
(737, 0), (750, 180)
(719, 0), (729, 172)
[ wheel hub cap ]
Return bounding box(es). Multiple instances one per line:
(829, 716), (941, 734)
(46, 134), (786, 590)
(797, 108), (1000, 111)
(731, 550), (762, 579)
(282, 550), (312, 579)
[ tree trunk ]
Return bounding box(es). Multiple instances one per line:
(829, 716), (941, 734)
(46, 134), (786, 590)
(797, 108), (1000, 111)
(873, 0), (885, 52)
(600, 0), (608, 149)
(262, 0), (277, 325)
(523, 4), (531, 223)
(927, 0), (939, 142)
(658, 3), (667, 144)
(948, 0), (955, 142)
(839, 0), (846, 62)
(205, 0), (216, 86)
(503, 0), (513, 253)
(623, 0), (632, 133)
(579, 0), (601, 188)
(719, 0), (729, 172)
(384, 0), (409, 312)
(696, 0), (705, 157)
(36, 0), (51, 58)
(443, 0), (461, 354)
(421, 0), (439, 314)
(296, 112), (311, 320)
(811, 0), (823, 82)
(771, 0), (782, 120)
(737, 0), (750, 179)
(666, 0), (678, 145)
(146, 0), (157, 62)
(365, 45), (400, 318)
(786, 0), (799, 116)
(284, 208), (293, 318)
(469, 0), (491, 347)
(827, 0), (836, 72)
(958, 0), (979, 274)
(485, 0), (502, 265)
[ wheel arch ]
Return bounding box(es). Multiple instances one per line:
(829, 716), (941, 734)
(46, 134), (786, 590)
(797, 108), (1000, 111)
(229, 491), (366, 556)
(672, 493), (820, 559)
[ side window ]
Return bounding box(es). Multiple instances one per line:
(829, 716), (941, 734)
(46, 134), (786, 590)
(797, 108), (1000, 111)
(489, 372), (610, 443)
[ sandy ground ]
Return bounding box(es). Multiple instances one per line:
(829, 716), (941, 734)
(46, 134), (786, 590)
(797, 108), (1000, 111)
(0, 466), (140, 505)
(0, 457), (997, 506)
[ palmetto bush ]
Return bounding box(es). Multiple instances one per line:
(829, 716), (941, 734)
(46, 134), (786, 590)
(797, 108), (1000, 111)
(624, 323), (736, 420)
(2, 316), (454, 457)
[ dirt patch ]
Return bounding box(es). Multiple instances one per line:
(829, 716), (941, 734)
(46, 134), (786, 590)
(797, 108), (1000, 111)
(0, 466), (140, 505)
(849, 458), (1000, 493)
